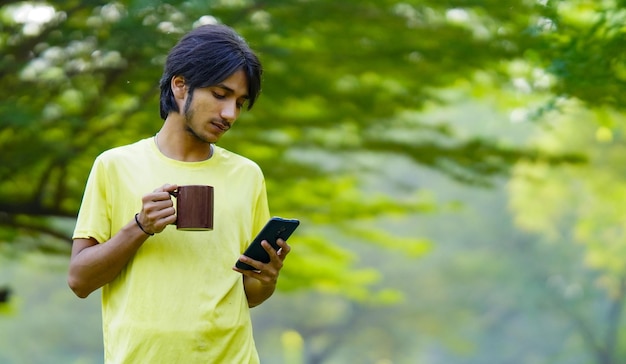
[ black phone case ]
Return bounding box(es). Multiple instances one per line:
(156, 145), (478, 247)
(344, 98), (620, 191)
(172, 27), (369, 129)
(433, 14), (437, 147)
(236, 217), (300, 270)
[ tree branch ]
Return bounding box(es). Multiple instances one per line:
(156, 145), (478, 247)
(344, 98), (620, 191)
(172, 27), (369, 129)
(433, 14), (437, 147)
(0, 213), (72, 242)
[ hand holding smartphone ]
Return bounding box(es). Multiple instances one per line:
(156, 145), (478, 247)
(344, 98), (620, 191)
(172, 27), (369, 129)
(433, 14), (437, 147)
(235, 217), (300, 270)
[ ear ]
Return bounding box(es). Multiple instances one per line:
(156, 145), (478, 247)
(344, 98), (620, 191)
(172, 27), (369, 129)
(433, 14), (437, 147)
(171, 75), (187, 100)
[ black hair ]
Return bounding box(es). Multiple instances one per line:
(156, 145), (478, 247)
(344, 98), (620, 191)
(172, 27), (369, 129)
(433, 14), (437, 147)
(159, 24), (262, 120)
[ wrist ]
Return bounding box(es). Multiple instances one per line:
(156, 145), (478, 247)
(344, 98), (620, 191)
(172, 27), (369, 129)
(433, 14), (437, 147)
(134, 213), (154, 236)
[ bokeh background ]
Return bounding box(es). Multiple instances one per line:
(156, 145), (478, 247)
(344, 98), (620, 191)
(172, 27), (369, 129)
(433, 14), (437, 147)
(1, 0), (625, 363)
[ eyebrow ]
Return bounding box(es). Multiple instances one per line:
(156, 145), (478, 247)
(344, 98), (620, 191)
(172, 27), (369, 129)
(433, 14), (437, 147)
(215, 84), (249, 100)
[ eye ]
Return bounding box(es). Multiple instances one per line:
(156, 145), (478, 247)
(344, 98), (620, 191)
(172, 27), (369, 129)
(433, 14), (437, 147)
(236, 99), (248, 110)
(212, 92), (226, 100)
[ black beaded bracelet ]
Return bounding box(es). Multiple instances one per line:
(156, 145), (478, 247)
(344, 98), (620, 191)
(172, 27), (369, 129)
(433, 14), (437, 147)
(135, 213), (154, 236)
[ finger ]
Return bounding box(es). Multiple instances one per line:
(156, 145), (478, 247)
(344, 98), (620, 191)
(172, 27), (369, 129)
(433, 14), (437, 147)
(236, 255), (263, 272)
(234, 264), (278, 286)
(163, 184), (178, 194)
(232, 266), (266, 282)
(260, 240), (273, 252)
(154, 214), (177, 230)
(140, 195), (175, 219)
(142, 198), (174, 217)
(259, 243), (284, 273)
(142, 192), (172, 205)
(153, 183), (178, 193)
(275, 239), (291, 257)
(261, 240), (281, 261)
(138, 207), (176, 233)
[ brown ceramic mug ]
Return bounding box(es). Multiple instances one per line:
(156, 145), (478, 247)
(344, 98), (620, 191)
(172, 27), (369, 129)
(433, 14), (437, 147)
(170, 185), (214, 231)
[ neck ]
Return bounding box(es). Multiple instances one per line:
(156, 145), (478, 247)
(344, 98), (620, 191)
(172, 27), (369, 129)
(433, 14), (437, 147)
(154, 131), (214, 162)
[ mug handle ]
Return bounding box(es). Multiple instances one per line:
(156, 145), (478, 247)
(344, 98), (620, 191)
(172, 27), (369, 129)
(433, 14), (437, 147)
(168, 190), (178, 225)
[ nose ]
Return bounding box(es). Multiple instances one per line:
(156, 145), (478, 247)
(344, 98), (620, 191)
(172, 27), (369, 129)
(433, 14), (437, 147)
(220, 100), (238, 122)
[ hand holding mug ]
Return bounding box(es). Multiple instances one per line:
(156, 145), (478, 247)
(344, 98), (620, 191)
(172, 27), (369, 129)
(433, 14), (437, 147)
(137, 184), (179, 234)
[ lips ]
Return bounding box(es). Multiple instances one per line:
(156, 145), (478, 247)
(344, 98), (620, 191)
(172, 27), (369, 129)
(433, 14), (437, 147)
(211, 120), (230, 132)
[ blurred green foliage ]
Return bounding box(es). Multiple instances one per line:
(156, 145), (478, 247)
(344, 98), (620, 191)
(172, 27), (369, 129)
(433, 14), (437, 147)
(2, 1), (626, 362)
(509, 103), (626, 363)
(0, 0), (593, 295)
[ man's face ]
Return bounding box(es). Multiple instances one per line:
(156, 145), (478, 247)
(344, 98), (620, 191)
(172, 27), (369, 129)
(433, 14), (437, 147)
(182, 69), (249, 144)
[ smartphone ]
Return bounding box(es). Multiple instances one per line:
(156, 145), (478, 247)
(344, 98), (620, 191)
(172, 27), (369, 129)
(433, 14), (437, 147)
(236, 217), (300, 270)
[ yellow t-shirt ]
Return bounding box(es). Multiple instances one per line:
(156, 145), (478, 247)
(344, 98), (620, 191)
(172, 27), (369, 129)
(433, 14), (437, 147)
(73, 137), (270, 364)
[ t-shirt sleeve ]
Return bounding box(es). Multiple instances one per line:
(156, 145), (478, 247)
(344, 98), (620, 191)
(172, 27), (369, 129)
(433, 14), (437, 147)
(245, 175), (271, 252)
(72, 156), (111, 243)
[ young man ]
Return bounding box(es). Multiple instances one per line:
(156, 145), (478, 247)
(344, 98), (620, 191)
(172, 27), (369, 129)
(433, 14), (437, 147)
(68, 24), (290, 363)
